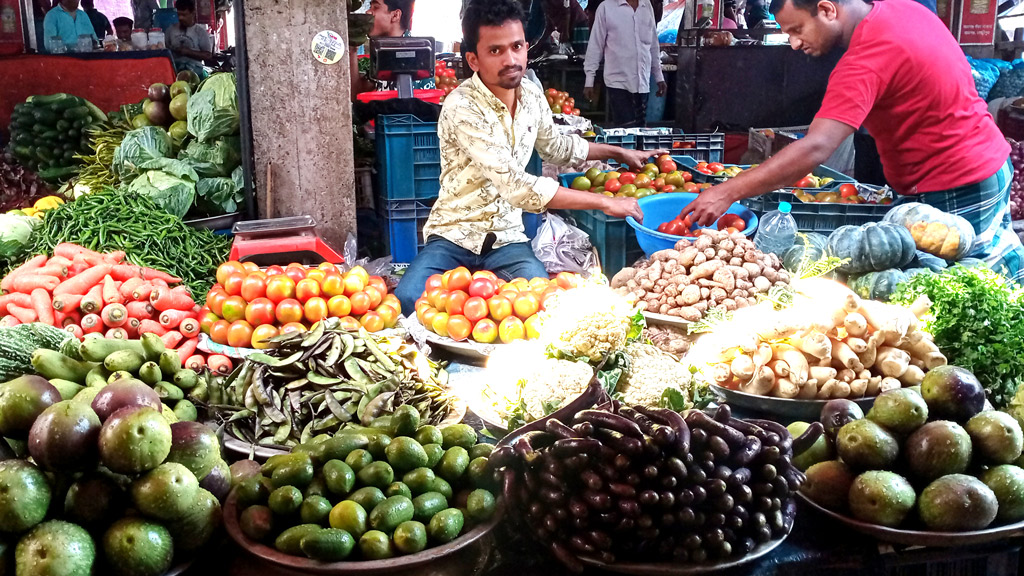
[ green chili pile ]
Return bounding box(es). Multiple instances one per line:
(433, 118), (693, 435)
(29, 188), (232, 298)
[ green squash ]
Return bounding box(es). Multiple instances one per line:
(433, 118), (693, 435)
(782, 232), (829, 272)
(908, 250), (948, 272)
(847, 269), (909, 301)
(827, 221), (916, 274)
(883, 202), (976, 261)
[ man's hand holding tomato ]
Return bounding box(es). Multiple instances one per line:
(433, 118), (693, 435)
(677, 179), (744, 227)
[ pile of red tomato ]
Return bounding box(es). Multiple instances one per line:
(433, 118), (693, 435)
(546, 88), (581, 116)
(656, 212), (748, 237)
(415, 268), (578, 344)
(200, 261), (400, 350)
(692, 161), (729, 176)
(435, 60), (459, 102)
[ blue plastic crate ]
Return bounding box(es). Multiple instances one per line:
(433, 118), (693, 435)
(740, 189), (894, 234)
(380, 198), (543, 264)
(636, 132), (725, 163)
(376, 114), (543, 203)
(561, 209), (644, 277)
(376, 115), (442, 201)
(594, 129), (637, 149)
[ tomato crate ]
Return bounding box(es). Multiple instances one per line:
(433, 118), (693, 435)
(560, 208), (645, 277)
(376, 114), (542, 202)
(674, 156), (854, 189)
(739, 190), (894, 234)
(380, 198), (542, 264)
(635, 132), (725, 163)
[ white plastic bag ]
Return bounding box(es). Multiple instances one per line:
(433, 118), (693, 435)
(530, 212), (598, 274)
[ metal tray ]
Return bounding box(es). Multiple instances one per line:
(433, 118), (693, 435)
(183, 211), (242, 231)
(710, 384), (875, 421)
(642, 311), (692, 330)
(224, 492), (503, 575)
(797, 492), (1024, 547)
(577, 529), (790, 575)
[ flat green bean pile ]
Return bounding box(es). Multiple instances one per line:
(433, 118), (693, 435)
(30, 188), (232, 298)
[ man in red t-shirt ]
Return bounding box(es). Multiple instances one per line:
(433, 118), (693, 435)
(681, 0), (1024, 279)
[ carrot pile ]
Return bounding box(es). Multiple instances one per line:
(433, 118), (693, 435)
(0, 243), (207, 368)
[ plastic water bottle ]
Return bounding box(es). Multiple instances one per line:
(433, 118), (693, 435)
(754, 202), (798, 257)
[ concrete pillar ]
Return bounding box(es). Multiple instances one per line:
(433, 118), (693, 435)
(243, 0), (355, 250)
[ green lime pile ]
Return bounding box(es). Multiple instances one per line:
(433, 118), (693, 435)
(234, 406), (500, 562)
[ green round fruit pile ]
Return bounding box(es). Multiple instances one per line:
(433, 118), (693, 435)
(0, 372), (227, 576)
(799, 366), (1024, 532)
(233, 417), (500, 562)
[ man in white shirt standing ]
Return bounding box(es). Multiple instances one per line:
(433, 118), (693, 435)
(583, 0), (667, 127)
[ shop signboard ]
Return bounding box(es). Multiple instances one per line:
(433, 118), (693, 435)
(957, 0), (998, 44)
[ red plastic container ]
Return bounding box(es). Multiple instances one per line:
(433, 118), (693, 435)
(356, 89), (445, 105)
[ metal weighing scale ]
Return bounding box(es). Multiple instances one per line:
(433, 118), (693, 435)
(368, 36), (435, 98)
(229, 216), (345, 266)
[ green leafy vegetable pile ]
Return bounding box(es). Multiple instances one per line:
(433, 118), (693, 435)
(890, 265), (1024, 409)
(29, 188), (232, 298)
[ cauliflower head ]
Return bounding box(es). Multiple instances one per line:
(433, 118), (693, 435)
(616, 342), (695, 408)
(543, 286), (634, 362)
(505, 358), (594, 422)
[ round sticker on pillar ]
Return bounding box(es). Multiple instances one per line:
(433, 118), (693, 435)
(311, 30), (344, 65)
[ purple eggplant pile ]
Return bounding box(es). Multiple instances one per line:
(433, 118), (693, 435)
(488, 403), (810, 572)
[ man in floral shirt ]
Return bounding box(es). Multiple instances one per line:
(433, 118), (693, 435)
(395, 0), (664, 313)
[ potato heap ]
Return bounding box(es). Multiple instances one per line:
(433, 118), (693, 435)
(611, 229), (791, 322)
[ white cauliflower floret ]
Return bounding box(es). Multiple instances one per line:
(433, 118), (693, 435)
(543, 286), (634, 361)
(556, 312), (631, 362)
(511, 358), (594, 421)
(616, 342), (694, 408)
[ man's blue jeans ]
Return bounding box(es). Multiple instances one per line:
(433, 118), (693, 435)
(395, 236), (549, 314)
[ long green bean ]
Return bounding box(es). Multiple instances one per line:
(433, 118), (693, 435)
(29, 188), (232, 300)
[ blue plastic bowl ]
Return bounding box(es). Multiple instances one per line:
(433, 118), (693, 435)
(626, 193), (759, 257)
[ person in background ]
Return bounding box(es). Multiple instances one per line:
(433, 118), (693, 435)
(42, 0), (96, 51)
(680, 0), (1024, 280)
(132, 0), (159, 31)
(166, 0), (213, 74)
(722, 0), (740, 27)
(394, 0), (665, 312)
(349, 0), (433, 100)
(745, 0), (770, 25)
(81, 0), (111, 37)
(583, 0), (667, 127)
(113, 16), (133, 41)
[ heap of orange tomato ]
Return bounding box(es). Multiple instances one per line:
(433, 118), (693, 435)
(200, 261), (400, 350)
(415, 268), (578, 344)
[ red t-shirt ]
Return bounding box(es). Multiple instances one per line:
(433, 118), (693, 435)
(815, 0), (1009, 194)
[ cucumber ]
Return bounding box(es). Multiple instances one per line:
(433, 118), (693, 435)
(72, 118), (86, 130)
(31, 349), (96, 384)
(62, 151), (75, 164)
(32, 123), (50, 135)
(33, 108), (59, 124)
(55, 119), (70, 132)
(37, 165), (79, 183)
(35, 147), (54, 163)
(12, 145), (33, 159)
(103, 349), (146, 373)
(63, 106), (91, 120)
(28, 93), (69, 105)
(81, 98), (108, 123)
(79, 337), (146, 363)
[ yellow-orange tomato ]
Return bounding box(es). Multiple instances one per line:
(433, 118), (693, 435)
(251, 324), (280, 349)
(265, 275), (296, 304)
(304, 297), (329, 323)
(295, 279), (321, 303)
(221, 296), (248, 323)
(430, 312), (450, 337)
(446, 314), (472, 341)
(320, 272), (345, 298)
(241, 261), (260, 274)
(216, 261), (245, 286)
(223, 273), (244, 297)
(360, 311), (385, 332)
(328, 295), (352, 317)
(227, 320), (255, 348)
(350, 292), (372, 316)
(306, 269), (327, 284)
(209, 319), (231, 345)
(376, 304), (399, 328)
(364, 285), (383, 310)
(280, 322), (306, 334)
(337, 316), (362, 331)
(275, 298), (304, 324)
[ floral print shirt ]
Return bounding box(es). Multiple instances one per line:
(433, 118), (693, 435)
(424, 73), (589, 253)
